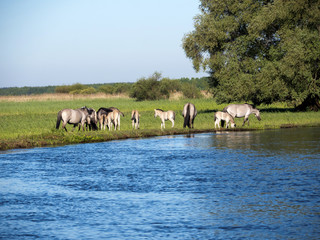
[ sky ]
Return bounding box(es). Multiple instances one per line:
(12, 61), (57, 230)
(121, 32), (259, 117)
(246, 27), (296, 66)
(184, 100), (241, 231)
(0, 0), (207, 88)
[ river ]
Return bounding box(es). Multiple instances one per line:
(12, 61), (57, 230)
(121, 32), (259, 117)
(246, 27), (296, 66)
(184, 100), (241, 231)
(0, 127), (319, 239)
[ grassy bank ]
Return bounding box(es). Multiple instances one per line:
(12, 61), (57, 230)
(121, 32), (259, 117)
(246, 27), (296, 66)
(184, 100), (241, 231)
(1, 95), (319, 150)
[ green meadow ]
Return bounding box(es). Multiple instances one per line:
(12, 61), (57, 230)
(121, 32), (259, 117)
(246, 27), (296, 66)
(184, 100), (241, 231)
(1, 96), (320, 150)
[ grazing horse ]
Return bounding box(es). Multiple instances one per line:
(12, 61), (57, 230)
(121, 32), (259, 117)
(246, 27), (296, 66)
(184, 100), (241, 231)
(182, 103), (197, 128)
(223, 103), (261, 126)
(131, 110), (140, 129)
(214, 111), (236, 129)
(97, 107), (124, 130)
(154, 109), (175, 129)
(56, 106), (90, 132)
(86, 108), (98, 131)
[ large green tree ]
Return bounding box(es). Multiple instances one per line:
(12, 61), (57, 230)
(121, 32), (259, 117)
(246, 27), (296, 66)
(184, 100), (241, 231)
(183, 0), (320, 110)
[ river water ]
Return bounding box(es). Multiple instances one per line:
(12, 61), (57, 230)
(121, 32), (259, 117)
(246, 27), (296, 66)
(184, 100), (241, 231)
(0, 128), (319, 239)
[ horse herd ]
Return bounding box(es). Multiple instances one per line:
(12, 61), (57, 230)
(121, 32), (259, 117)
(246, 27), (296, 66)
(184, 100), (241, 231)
(56, 103), (261, 132)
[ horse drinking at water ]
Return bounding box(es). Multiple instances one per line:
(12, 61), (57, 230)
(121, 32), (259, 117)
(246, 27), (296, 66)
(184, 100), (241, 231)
(182, 103), (197, 128)
(214, 111), (236, 129)
(223, 103), (261, 126)
(56, 106), (90, 132)
(154, 109), (175, 129)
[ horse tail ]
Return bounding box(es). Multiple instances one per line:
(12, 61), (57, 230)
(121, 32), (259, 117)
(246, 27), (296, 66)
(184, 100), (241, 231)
(183, 104), (190, 128)
(120, 111), (124, 117)
(56, 111), (62, 129)
(172, 111), (176, 120)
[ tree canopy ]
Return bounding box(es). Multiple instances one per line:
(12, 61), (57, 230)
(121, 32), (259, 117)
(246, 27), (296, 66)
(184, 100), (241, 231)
(183, 0), (320, 110)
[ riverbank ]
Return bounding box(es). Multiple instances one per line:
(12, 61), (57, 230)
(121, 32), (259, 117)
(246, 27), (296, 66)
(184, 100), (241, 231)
(2, 124), (320, 151)
(1, 95), (320, 151)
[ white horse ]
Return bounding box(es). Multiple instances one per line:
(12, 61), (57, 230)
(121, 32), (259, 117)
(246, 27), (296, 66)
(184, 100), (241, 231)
(223, 103), (261, 126)
(154, 109), (175, 129)
(214, 111), (236, 128)
(131, 110), (140, 129)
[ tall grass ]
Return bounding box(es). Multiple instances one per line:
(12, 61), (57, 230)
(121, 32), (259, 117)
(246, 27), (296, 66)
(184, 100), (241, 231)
(0, 95), (319, 150)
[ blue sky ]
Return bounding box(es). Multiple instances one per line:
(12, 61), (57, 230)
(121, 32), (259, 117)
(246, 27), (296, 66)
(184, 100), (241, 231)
(0, 0), (206, 88)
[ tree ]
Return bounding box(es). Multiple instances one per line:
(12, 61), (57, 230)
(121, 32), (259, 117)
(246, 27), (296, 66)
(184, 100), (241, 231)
(183, 0), (320, 110)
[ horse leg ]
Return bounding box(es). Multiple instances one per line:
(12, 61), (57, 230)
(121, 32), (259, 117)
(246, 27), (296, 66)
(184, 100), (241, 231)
(62, 122), (68, 132)
(242, 116), (249, 126)
(171, 119), (174, 128)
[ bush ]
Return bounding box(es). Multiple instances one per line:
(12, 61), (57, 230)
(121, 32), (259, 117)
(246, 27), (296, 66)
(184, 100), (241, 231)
(98, 85), (114, 94)
(80, 87), (96, 94)
(130, 72), (162, 101)
(181, 83), (203, 99)
(55, 83), (86, 93)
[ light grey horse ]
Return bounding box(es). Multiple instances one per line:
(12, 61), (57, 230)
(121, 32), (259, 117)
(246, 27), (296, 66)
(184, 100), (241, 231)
(131, 110), (140, 129)
(214, 111), (236, 128)
(223, 103), (261, 126)
(182, 103), (197, 128)
(56, 106), (90, 132)
(154, 109), (175, 129)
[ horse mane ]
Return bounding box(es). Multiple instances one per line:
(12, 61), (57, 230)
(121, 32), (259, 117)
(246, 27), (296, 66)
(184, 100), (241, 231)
(245, 103), (256, 108)
(97, 107), (113, 114)
(156, 109), (164, 112)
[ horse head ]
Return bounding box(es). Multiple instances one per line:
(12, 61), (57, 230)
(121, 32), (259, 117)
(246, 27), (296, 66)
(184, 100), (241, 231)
(254, 109), (261, 121)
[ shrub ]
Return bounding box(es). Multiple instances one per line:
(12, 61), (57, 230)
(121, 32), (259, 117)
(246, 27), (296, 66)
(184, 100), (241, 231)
(98, 85), (114, 94)
(55, 83), (86, 93)
(181, 83), (203, 99)
(130, 72), (163, 101)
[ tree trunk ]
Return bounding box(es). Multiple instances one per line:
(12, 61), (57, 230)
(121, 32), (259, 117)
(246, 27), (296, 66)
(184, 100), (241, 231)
(295, 95), (320, 111)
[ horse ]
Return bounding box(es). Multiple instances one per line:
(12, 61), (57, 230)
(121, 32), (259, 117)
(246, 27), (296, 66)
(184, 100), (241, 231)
(214, 111), (236, 129)
(56, 106), (90, 132)
(86, 108), (98, 131)
(131, 110), (140, 129)
(223, 103), (261, 126)
(182, 103), (197, 128)
(103, 108), (124, 130)
(97, 107), (124, 130)
(154, 109), (175, 129)
(97, 107), (113, 130)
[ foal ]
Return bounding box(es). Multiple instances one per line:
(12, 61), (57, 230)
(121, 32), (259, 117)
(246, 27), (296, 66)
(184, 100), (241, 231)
(214, 111), (236, 129)
(154, 109), (175, 129)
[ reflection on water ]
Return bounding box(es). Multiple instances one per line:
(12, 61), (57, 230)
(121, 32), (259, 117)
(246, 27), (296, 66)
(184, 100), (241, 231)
(0, 128), (319, 239)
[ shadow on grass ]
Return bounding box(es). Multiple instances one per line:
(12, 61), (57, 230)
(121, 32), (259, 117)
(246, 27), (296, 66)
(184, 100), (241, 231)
(260, 108), (296, 113)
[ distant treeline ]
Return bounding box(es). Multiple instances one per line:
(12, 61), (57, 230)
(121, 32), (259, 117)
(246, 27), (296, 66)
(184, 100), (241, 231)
(0, 76), (209, 100)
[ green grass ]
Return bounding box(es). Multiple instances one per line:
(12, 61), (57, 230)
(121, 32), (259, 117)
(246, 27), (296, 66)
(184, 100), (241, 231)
(1, 97), (319, 150)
